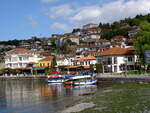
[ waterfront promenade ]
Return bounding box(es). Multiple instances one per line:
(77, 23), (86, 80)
(1, 73), (150, 84)
(0, 74), (47, 80)
(96, 73), (150, 84)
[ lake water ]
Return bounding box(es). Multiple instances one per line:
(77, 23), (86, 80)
(0, 79), (98, 113)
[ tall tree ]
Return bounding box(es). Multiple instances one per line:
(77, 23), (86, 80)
(45, 56), (57, 74)
(134, 21), (150, 65)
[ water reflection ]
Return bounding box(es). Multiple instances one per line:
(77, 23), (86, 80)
(65, 85), (97, 96)
(0, 80), (97, 113)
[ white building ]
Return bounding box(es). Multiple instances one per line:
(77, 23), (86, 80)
(96, 47), (136, 73)
(55, 34), (79, 47)
(73, 56), (97, 66)
(56, 57), (74, 67)
(5, 48), (44, 69)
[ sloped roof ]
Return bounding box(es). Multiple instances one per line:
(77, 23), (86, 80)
(7, 48), (32, 53)
(40, 56), (53, 61)
(56, 57), (65, 61)
(112, 36), (127, 39)
(96, 47), (134, 57)
(74, 56), (96, 61)
(64, 65), (90, 69)
(95, 39), (110, 43)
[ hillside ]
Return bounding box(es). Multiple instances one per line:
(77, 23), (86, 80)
(100, 14), (150, 40)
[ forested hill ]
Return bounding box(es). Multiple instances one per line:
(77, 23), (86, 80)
(99, 14), (150, 40)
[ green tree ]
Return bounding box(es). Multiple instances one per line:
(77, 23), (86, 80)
(90, 64), (95, 73)
(95, 63), (103, 73)
(50, 38), (56, 47)
(51, 56), (57, 69)
(134, 21), (150, 65)
(45, 56), (57, 74)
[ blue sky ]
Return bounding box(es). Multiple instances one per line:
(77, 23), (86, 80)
(0, 0), (150, 41)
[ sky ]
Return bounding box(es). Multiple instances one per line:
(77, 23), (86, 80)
(1, 0), (150, 41)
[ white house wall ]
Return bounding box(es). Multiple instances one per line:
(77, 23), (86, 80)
(97, 55), (136, 73)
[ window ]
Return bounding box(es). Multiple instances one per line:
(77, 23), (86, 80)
(23, 57), (29, 61)
(19, 63), (22, 66)
(128, 57), (133, 62)
(19, 57), (22, 61)
(11, 57), (18, 62)
(114, 66), (117, 72)
(119, 64), (125, 71)
(40, 63), (42, 67)
(114, 57), (117, 64)
(86, 61), (88, 65)
(107, 57), (112, 65)
(97, 59), (102, 63)
(89, 61), (91, 65)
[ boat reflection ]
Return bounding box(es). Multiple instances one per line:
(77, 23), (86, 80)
(47, 83), (97, 96)
(64, 85), (97, 96)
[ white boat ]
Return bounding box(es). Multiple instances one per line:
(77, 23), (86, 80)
(48, 78), (64, 83)
(47, 72), (65, 83)
(64, 74), (97, 85)
(71, 75), (91, 80)
(73, 79), (97, 85)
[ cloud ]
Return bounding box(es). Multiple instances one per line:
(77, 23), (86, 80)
(69, 0), (150, 25)
(45, 4), (73, 19)
(70, 6), (101, 25)
(26, 14), (38, 28)
(41, 0), (58, 3)
(51, 23), (71, 32)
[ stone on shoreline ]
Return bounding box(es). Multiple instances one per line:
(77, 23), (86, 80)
(61, 102), (95, 113)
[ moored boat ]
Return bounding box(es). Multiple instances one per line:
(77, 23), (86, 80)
(63, 74), (97, 86)
(73, 79), (97, 85)
(47, 72), (65, 83)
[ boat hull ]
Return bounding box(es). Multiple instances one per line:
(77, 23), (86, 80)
(73, 79), (97, 86)
(48, 79), (64, 83)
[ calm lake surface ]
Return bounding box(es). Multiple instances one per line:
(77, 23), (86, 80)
(1, 79), (150, 113)
(0, 79), (98, 113)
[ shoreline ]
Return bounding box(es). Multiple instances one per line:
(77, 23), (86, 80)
(96, 74), (150, 84)
(1, 74), (150, 84)
(0, 76), (47, 80)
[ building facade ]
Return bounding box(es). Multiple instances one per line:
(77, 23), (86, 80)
(73, 56), (97, 66)
(5, 48), (44, 69)
(96, 47), (136, 73)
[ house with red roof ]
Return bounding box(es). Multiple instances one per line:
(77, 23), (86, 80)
(5, 48), (44, 69)
(96, 47), (137, 73)
(73, 56), (97, 66)
(111, 36), (128, 48)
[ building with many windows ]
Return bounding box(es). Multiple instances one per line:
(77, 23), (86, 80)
(96, 47), (136, 73)
(73, 56), (97, 66)
(37, 56), (53, 68)
(5, 48), (44, 69)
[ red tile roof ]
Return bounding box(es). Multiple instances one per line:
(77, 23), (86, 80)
(96, 47), (134, 56)
(74, 56), (96, 61)
(40, 56), (53, 61)
(7, 48), (32, 53)
(95, 39), (109, 43)
(56, 57), (65, 61)
(64, 65), (90, 69)
(18, 55), (33, 57)
(112, 36), (126, 39)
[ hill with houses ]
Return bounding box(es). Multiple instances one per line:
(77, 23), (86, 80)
(0, 14), (150, 75)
